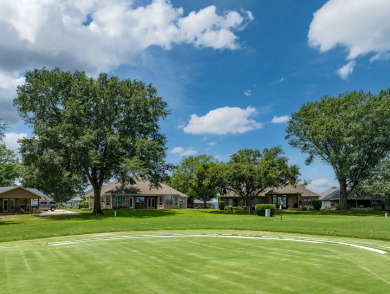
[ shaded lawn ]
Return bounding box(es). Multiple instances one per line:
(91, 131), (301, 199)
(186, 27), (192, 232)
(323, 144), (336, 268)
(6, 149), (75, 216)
(0, 209), (389, 243)
(1, 231), (390, 294)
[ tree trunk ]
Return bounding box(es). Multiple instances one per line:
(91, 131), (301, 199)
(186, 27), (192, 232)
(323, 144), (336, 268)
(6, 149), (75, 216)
(339, 179), (348, 210)
(92, 186), (104, 215)
(203, 199), (207, 208)
(247, 198), (252, 215)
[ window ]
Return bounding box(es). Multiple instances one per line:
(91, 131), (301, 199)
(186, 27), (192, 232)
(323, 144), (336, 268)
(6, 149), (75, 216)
(159, 196), (163, 206)
(115, 195), (125, 205)
(165, 195), (173, 205)
(101, 197), (104, 203)
(233, 199), (238, 206)
(272, 195), (287, 208)
(129, 197), (134, 208)
(106, 196), (111, 206)
(303, 198), (312, 205)
(136, 197), (145, 205)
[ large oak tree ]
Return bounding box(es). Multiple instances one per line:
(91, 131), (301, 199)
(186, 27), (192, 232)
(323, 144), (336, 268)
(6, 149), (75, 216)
(14, 68), (171, 214)
(170, 155), (224, 208)
(224, 147), (299, 214)
(286, 90), (390, 210)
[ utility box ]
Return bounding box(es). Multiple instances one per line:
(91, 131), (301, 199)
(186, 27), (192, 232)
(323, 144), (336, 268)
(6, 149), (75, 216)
(265, 209), (271, 217)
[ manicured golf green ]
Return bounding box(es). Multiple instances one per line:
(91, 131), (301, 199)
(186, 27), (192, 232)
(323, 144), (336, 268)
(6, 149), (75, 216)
(1, 230), (389, 293)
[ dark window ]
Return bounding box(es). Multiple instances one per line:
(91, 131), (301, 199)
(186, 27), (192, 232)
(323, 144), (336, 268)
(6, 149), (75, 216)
(136, 197), (145, 205)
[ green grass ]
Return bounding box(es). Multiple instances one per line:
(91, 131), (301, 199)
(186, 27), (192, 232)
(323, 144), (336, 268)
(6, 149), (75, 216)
(1, 230), (389, 293)
(1, 209), (390, 243)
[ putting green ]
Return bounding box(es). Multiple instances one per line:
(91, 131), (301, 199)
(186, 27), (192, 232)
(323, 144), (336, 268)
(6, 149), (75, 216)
(1, 231), (389, 293)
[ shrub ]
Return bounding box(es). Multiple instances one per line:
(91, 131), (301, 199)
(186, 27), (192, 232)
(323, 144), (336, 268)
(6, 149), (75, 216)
(312, 200), (322, 210)
(79, 200), (89, 208)
(301, 206), (307, 211)
(335, 203), (339, 208)
(308, 205), (315, 211)
(224, 206), (233, 211)
(32, 208), (41, 215)
(242, 206), (248, 211)
(255, 204), (275, 216)
(218, 201), (225, 210)
(233, 206), (243, 211)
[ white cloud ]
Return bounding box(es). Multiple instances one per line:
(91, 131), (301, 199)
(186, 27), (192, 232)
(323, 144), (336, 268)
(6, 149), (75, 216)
(0, 71), (25, 123)
(337, 60), (356, 80)
(3, 132), (28, 152)
(270, 77), (285, 85)
(309, 0), (390, 59)
(170, 146), (197, 157)
(0, 0), (252, 74)
(177, 122), (185, 129)
(307, 178), (334, 194)
(183, 106), (263, 135)
(244, 90), (251, 96)
(309, 0), (390, 78)
(0, 0), (253, 123)
(271, 115), (290, 124)
(207, 141), (217, 146)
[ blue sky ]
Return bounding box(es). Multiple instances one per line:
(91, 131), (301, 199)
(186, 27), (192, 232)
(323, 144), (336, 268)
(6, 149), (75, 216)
(1, 0), (390, 193)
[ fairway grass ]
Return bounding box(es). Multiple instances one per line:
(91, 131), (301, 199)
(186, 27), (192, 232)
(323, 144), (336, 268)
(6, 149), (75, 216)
(1, 230), (389, 294)
(1, 209), (390, 243)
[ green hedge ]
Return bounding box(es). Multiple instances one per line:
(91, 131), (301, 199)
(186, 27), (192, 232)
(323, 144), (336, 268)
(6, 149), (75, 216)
(255, 204), (276, 216)
(218, 201), (225, 210)
(312, 200), (322, 210)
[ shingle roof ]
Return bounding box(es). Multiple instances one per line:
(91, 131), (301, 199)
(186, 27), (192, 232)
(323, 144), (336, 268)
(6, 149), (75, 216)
(86, 179), (188, 197)
(319, 188), (382, 201)
(222, 185), (319, 197)
(0, 186), (49, 199)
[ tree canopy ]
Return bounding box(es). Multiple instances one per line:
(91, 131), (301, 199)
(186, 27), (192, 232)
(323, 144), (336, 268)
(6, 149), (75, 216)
(19, 137), (86, 203)
(14, 68), (171, 214)
(224, 147), (299, 214)
(356, 156), (390, 200)
(0, 119), (21, 186)
(286, 89), (390, 209)
(170, 155), (224, 207)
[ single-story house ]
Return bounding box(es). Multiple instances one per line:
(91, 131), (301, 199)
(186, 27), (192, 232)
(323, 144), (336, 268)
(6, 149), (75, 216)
(219, 185), (319, 209)
(0, 186), (48, 213)
(85, 179), (188, 210)
(67, 196), (84, 208)
(319, 188), (389, 210)
(193, 199), (214, 208)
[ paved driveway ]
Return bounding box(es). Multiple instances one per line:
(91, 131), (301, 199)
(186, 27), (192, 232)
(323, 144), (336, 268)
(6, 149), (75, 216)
(40, 209), (81, 216)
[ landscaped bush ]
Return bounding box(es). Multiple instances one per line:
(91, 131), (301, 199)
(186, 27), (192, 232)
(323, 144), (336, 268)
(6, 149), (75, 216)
(32, 208), (41, 215)
(308, 205), (315, 211)
(79, 200), (89, 208)
(255, 204), (275, 216)
(218, 201), (225, 210)
(242, 206), (248, 211)
(312, 200), (322, 210)
(224, 206), (233, 211)
(233, 206), (243, 211)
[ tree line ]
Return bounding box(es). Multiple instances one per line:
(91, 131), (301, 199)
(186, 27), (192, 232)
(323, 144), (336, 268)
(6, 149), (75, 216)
(0, 68), (389, 214)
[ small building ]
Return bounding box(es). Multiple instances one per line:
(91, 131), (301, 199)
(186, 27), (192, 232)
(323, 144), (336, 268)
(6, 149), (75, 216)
(0, 186), (48, 213)
(85, 179), (188, 210)
(219, 185), (319, 209)
(67, 196), (84, 208)
(193, 199), (214, 208)
(319, 188), (389, 210)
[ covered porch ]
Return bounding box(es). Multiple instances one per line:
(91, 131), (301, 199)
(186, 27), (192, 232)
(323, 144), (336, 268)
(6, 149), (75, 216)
(0, 186), (44, 213)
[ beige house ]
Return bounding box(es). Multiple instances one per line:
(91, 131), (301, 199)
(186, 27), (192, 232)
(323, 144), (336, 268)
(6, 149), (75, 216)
(0, 186), (47, 213)
(219, 185), (319, 209)
(85, 179), (188, 210)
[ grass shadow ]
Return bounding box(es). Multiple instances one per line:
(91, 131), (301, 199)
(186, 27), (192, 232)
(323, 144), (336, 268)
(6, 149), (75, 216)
(45, 209), (180, 220)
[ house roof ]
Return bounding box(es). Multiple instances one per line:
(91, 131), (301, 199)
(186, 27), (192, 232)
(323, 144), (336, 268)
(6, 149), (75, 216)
(222, 185), (319, 197)
(86, 179), (188, 197)
(67, 195), (84, 202)
(319, 188), (382, 201)
(0, 186), (49, 199)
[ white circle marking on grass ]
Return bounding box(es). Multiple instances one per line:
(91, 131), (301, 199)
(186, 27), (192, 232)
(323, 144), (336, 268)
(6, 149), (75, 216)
(44, 234), (388, 254)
